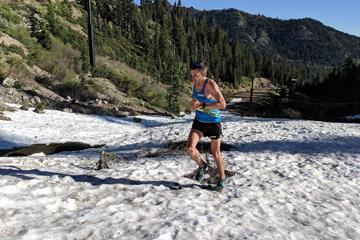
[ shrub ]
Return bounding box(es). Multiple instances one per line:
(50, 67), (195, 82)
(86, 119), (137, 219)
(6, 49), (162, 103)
(20, 101), (31, 110)
(5, 44), (25, 57)
(0, 4), (21, 24)
(56, 72), (97, 100)
(35, 75), (54, 87)
(13, 80), (24, 90)
(34, 101), (46, 114)
(92, 64), (168, 108)
(33, 39), (80, 81)
(0, 66), (8, 81)
(6, 57), (24, 68)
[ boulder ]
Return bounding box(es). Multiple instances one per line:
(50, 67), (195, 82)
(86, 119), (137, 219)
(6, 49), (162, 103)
(95, 99), (102, 105)
(30, 98), (37, 105)
(63, 108), (73, 113)
(2, 77), (15, 88)
(33, 96), (41, 104)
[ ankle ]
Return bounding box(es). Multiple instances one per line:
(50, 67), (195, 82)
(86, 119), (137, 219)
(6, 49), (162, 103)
(198, 160), (206, 168)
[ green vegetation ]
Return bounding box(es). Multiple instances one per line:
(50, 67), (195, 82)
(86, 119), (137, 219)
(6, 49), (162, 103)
(92, 64), (167, 108)
(298, 58), (360, 102)
(1, 0), (359, 114)
(0, 43), (25, 57)
(0, 63), (8, 81)
(13, 80), (24, 90)
(34, 101), (46, 114)
(0, 4), (21, 24)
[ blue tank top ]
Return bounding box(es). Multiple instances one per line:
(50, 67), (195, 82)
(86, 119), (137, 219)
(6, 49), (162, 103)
(192, 79), (221, 123)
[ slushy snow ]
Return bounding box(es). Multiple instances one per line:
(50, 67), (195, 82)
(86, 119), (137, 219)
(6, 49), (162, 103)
(0, 104), (359, 240)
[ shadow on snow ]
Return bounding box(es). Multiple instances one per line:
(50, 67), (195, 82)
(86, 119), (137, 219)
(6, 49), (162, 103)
(0, 167), (209, 191)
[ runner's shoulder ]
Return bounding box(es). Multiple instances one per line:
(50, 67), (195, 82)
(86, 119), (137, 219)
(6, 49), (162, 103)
(207, 78), (217, 86)
(207, 78), (220, 89)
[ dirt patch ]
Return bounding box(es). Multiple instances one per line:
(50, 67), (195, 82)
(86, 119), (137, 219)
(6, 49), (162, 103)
(0, 32), (29, 55)
(71, 5), (83, 19)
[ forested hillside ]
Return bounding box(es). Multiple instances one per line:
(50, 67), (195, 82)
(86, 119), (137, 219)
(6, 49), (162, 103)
(1, 0), (359, 115)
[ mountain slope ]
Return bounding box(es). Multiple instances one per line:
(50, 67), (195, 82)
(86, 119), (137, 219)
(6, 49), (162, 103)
(199, 8), (360, 66)
(0, 0), (181, 115)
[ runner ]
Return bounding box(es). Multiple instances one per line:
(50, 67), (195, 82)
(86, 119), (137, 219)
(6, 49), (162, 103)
(186, 61), (227, 191)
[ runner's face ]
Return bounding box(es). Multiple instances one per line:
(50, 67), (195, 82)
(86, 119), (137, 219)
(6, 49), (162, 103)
(191, 69), (202, 80)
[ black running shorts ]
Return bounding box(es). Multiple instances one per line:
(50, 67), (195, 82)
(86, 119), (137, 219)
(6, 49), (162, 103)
(191, 118), (222, 139)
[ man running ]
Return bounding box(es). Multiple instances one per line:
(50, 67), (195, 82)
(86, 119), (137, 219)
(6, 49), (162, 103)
(186, 61), (227, 191)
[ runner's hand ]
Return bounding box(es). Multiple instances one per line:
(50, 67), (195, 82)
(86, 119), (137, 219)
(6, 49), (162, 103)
(191, 99), (201, 111)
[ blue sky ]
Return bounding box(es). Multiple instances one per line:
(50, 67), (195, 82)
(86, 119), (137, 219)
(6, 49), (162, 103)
(134, 0), (360, 37)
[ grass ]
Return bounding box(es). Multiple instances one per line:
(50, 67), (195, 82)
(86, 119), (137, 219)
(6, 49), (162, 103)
(92, 64), (167, 108)
(0, 4), (21, 24)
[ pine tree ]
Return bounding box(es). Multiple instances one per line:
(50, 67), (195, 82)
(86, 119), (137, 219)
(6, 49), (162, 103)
(29, 8), (52, 50)
(166, 55), (181, 114)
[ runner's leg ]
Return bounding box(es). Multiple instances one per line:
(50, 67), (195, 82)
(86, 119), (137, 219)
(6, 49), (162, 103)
(186, 129), (204, 166)
(211, 138), (225, 179)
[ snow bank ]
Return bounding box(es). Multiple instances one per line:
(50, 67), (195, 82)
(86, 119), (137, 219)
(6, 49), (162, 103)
(0, 105), (359, 239)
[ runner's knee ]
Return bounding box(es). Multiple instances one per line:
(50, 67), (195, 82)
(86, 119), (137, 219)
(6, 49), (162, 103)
(212, 149), (221, 159)
(187, 146), (197, 156)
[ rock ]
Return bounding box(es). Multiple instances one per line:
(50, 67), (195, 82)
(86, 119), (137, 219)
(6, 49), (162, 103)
(30, 98), (37, 105)
(66, 96), (72, 101)
(103, 100), (108, 105)
(2, 77), (15, 87)
(179, 112), (186, 117)
(129, 108), (139, 116)
(20, 104), (29, 110)
(121, 111), (130, 117)
(33, 96), (41, 104)
(6, 88), (15, 96)
(21, 95), (29, 102)
(0, 101), (15, 112)
(0, 114), (11, 121)
(133, 117), (142, 123)
(95, 99), (102, 105)
(63, 108), (73, 113)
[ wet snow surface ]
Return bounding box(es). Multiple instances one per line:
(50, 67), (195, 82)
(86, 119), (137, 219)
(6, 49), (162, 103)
(0, 104), (360, 240)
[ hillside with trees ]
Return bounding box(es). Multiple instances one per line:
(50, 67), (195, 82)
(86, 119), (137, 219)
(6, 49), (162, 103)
(0, 0), (359, 117)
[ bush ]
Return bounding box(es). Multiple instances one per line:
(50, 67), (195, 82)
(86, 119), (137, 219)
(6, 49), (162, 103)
(6, 57), (24, 68)
(92, 64), (168, 108)
(0, 66), (8, 81)
(33, 39), (80, 81)
(35, 75), (54, 86)
(56, 72), (97, 100)
(29, 8), (53, 49)
(4, 44), (25, 57)
(34, 101), (46, 114)
(47, 16), (84, 49)
(13, 80), (24, 90)
(0, 4), (21, 24)
(20, 101), (31, 110)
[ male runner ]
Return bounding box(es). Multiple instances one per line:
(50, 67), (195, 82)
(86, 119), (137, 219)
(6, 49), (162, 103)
(186, 61), (227, 190)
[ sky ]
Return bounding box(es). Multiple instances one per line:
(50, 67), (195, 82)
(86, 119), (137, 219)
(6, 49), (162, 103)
(134, 0), (360, 37)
